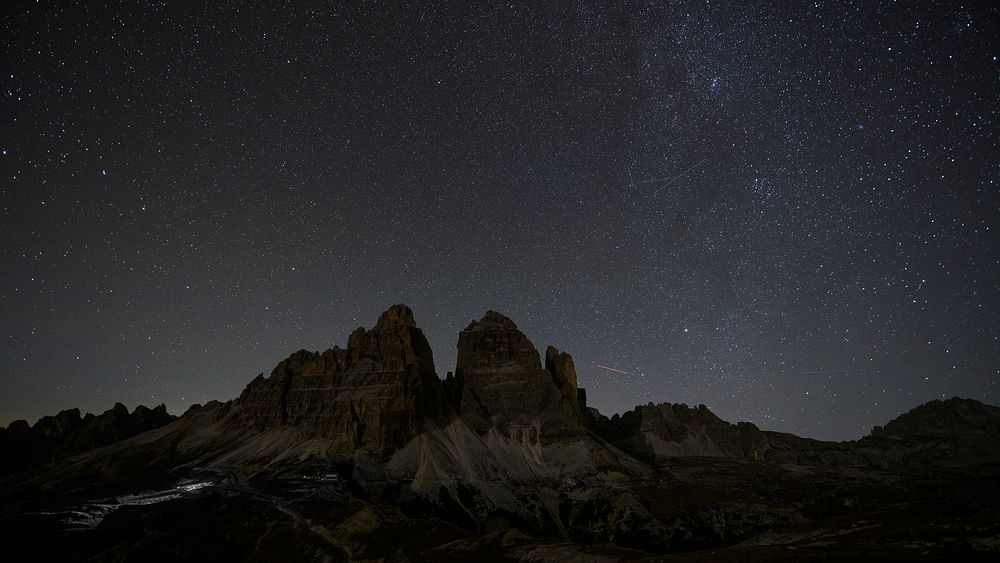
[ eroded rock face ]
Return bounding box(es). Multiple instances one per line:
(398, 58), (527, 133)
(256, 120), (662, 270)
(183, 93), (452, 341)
(856, 397), (1000, 469)
(869, 397), (1000, 439)
(589, 402), (768, 461)
(544, 346), (586, 424)
(444, 311), (584, 442)
(5, 304), (1000, 561)
(0, 403), (175, 473)
(233, 304), (447, 453)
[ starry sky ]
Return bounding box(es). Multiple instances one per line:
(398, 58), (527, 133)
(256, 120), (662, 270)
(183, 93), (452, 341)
(2, 2), (998, 440)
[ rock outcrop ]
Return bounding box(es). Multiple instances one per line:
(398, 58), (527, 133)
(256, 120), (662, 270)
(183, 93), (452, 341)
(0, 403), (175, 473)
(444, 311), (585, 442)
(869, 396), (1000, 439)
(856, 396), (1000, 469)
(589, 402), (769, 462)
(4, 304), (1000, 562)
(233, 304), (447, 453)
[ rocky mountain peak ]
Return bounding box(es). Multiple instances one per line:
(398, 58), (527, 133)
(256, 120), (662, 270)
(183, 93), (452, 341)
(0, 403), (175, 473)
(588, 402), (768, 461)
(233, 304), (445, 452)
(465, 310), (519, 331)
(454, 310), (541, 371)
(32, 408), (83, 438)
(870, 397), (1000, 439)
(544, 346), (585, 422)
(375, 304), (417, 329)
(344, 305), (435, 377)
(446, 310), (584, 441)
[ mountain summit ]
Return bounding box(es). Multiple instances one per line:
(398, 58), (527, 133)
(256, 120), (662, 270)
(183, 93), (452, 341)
(2, 304), (998, 561)
(234, 303), (445, 452)
(445, 310), (585, 441)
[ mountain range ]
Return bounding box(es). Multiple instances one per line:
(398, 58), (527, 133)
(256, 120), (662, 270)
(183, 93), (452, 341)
(1, 305), (998, 561)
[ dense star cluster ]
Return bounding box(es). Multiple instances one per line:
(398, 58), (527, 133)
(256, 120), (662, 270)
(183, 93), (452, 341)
(1, 2), (997, 440)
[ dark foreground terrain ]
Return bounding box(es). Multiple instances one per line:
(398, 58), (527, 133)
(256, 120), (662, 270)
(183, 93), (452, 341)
(3, 457), (998, 561)
(2, 306), (998, 561)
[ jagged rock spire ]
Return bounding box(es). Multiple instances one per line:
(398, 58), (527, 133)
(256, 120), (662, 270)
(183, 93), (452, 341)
(446, 310), (585, 442)
(234, 304), (445, 452)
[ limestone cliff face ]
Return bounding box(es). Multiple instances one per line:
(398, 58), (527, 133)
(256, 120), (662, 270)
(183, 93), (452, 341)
(0, 403), (175, 473)
(444, 311), (585, 442)
(544, 345), (586, 424)
(234, 304), (446, 452)
(590, 402), (768, 461)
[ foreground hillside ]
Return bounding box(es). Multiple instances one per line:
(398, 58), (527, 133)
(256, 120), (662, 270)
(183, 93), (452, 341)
(1, 305), (998, 561)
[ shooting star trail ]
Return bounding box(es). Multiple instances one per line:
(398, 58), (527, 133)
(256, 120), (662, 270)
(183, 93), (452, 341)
(645, 157), (709, 197)
(596, 364), (629, 375)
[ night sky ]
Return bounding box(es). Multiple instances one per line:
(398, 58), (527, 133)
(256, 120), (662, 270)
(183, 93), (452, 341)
(2, 2), (998, 440)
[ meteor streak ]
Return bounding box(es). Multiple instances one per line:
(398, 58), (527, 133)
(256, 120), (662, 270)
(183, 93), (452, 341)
(596, 364), (629, 375)
(645, 157), (709, 197)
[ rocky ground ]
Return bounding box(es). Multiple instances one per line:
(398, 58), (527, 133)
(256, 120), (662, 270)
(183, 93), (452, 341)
(2, 457), (997, 561)
(2, 305), (998, 561)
